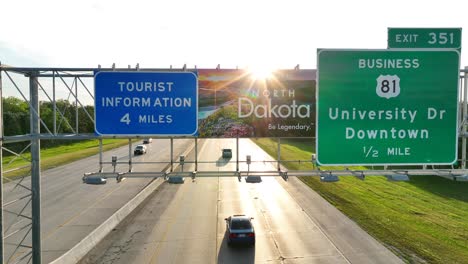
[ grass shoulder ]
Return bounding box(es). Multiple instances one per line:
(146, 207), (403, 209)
(252, 138), (468, 264)
(2, 139), (136, 180)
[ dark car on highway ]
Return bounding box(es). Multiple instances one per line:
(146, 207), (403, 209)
(225, 215), (255, 246)
(222, 148), (232, 159)
(82, 176), (107, 184)
(246, 175), (262, 183)
(168, 175), (185, 184)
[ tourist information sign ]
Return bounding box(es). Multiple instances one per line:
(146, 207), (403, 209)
(317, 49), (460, 165)
(95, 71), (198, 136)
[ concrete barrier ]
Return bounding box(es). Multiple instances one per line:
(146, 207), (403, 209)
(50, 177), (164, 264)
(51, 140), (197, 264)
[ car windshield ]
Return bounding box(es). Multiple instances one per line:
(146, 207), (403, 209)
(231, 219), (252, 230)
(136, 146), (144, 149)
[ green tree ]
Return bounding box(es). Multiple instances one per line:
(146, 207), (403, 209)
(3, 97), (29, 136)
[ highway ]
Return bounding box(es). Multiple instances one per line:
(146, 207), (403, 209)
(3, 138), (193, 263)
(79, 139), (403, 264)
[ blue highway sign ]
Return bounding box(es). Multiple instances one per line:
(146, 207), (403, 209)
(95, 71), (198, 136)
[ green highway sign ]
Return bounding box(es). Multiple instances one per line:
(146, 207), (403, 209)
(317, 49), (460, 165)
(388, 28), (462, 50)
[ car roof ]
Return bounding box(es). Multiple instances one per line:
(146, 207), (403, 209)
(230, 215), (250, 220)
(229, 216), (253, 229)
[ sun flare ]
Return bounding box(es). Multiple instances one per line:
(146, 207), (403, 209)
(248, 65), (275, 80)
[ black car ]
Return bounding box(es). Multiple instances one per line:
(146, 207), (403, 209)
(168, 175), (185, 184)
(225, 215), (255, 246)
(222, 149), (232, 159)
(246, 175), (262, 183)
(82, 176), (107, 184)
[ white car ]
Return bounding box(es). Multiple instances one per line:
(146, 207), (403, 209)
(134, 145), (147, 155)
(143, 138), (153, 144)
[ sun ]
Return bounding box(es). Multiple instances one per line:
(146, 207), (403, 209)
(248, 65), (275, 80)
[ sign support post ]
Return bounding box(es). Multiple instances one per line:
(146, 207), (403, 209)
(463, 67), (468, 168)
(30, 73), (42, 264)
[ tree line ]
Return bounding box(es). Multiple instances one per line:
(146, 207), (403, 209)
(2, 97), (95, 153)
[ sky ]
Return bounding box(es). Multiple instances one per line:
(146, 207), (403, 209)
(1, 0), (468, 100)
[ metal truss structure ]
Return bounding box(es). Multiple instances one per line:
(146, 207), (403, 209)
(1, 64), (468, 264)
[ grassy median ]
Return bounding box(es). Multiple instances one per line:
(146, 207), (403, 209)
(253, 138), (468, 264)
(2, 139), (135, 180)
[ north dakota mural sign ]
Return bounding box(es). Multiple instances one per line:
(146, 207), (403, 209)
(197, 69), (316, 138)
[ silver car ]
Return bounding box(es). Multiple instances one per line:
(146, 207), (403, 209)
(143, 138), (153, 144)
(134, 145), (147, 155)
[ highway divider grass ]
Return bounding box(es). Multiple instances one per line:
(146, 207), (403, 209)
(253, 138), (468, 264)
(2, 139), (135, 180)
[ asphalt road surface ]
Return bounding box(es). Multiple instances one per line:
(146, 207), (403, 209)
(3, 138), (193, 263)
(79, 139), (403, 264)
